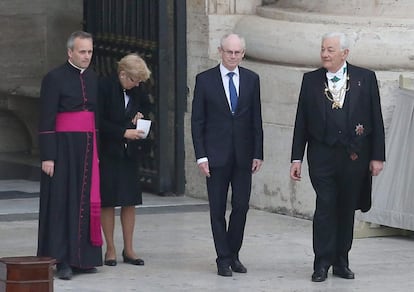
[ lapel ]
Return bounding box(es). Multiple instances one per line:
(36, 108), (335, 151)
(315, 68), (328, 121)
(114, 81), (131, 119)
(237, 67), (247, 115)
(345, 64), (360, 118)
(124, 89), (135, 115)
(229, 66), (248, 116)
(213, 65), (233, 115)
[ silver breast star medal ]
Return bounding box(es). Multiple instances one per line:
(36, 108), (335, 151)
(355, 123), (364, 136)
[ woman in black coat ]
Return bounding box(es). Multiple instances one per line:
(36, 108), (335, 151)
(98, 54), (151, 266)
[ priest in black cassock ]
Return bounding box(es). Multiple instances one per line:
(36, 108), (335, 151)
(37, 31), (103, 280)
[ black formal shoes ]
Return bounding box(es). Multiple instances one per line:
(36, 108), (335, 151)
(231, 259), (247, 273)
(122, 250), (145, 266)
(333, 266), (355, 279)
(72, 267), (98, 274)
(311, 268), (328, 282)
(56, 262), (73, 280)
(104, 251), (117, 266)
(104, 259), (117, 266)
(217, 265), (232, 277)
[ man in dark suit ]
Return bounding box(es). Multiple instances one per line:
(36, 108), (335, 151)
(290, 32), (385, 282)
(191, 33), (263, 277)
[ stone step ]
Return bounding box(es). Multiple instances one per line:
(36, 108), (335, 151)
(257, 5), (413, 26)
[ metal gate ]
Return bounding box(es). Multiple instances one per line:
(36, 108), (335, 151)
(83, 0), (186, 195)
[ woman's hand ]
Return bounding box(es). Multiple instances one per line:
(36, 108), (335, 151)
(124, 129), (145, 140)
(132, 112), (144, 125)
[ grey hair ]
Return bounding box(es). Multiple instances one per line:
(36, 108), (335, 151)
(67, 31), (93, 50)
(220, 33), (246, 51)
(322, 32), (350, 51)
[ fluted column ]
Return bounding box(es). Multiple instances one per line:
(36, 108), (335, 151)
(234, 2), (414, 70)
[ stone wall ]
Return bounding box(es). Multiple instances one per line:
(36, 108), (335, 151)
(185, 0), (262, 200)
(0, 0), (83, 153)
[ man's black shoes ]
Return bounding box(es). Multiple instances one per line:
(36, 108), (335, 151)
(217, 265), (232, 277)
(312, 266), (355, 282)
(231, 259), (247, 273)
(333, 266), (355, 279)
(311, 268), (328, 282)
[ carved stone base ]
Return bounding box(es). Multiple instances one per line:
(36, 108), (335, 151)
(354, 221), (414, 239)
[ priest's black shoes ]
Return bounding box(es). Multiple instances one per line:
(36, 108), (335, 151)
(333, 266), (355, 279)
(311, 268), (328, 282)
(56, 263), (73, 280)
(217, 265), (232, 277)
(72, 267), (98, 274)
(122, 250), (145, 266)
(231, 259), (247, 273)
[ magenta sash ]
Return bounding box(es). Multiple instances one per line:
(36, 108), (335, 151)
(55, 111), (102, 247)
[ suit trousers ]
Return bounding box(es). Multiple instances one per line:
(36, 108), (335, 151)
(308, 140), (370, 270)
(206, 156), (252, 266)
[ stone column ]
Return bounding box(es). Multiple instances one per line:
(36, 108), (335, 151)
(230, 1), (414, 221)
(186, 0), (414, 220)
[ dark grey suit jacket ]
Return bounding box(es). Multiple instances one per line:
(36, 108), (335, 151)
(191, 65), (263, 169)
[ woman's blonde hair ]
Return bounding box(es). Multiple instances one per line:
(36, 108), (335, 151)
(117, 53), (151, 82)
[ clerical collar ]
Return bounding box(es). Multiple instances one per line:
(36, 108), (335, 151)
(68, 60), (86, 73)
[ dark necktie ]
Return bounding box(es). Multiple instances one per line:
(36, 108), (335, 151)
(227, 72), (238, 114)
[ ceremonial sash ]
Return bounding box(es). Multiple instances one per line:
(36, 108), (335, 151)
(55, 111), (102, 247)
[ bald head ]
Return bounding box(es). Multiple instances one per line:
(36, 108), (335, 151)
(218, 33), (246, 71)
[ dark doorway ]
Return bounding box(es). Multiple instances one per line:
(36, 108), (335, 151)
(83, 0), (186, 195)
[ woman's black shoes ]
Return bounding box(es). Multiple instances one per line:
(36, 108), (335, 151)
(104, 250), (144, 266)
(122, 250), (144, 265)
(104, 259), (117, 266)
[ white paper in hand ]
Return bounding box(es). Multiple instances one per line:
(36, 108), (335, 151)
(136, 119), (151, 139)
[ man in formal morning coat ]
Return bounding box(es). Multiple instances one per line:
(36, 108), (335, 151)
(290, 32), (385, 282)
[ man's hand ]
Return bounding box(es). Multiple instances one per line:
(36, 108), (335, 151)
(42, 160), (55, 177)
(198, 161), (210, 178)
(370, 160), (384, 176)
(290, 161), (302, 181)
(252, 159), (263, 174)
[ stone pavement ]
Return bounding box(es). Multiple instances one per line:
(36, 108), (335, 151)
(1, 178), (414, 292)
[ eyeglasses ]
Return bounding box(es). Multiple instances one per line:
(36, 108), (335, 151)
(221, 48), (244, 57)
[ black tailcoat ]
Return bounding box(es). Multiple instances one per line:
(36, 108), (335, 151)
(291, 63), (385, 269)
